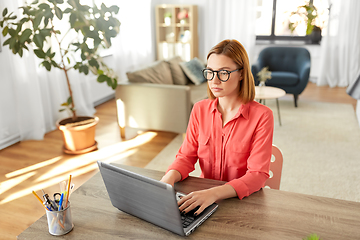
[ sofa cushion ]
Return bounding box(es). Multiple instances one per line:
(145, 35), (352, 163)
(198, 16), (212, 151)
(189, 82), (208, 104)
(167, 56), (189, 85)
(267, 72), (299, 86)
(179, 57), (206, 85)
(126, 60), (173, 85)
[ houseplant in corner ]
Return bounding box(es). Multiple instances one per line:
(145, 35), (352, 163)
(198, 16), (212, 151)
(0, 0), (120, 154)
(288, 1), (325, 44)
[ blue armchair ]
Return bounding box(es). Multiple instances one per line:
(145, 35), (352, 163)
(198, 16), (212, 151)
(252, 47), (311, 107)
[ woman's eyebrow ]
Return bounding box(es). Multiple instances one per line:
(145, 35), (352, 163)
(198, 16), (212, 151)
(206, 67), (232, 70)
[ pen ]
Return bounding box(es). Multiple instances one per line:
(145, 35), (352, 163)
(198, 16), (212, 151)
(58, 193), (64, 211)
(41, 189), (56, 210)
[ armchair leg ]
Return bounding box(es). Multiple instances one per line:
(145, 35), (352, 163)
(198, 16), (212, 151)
(294, 94), (298, 107)
(120, 126), (126, 139)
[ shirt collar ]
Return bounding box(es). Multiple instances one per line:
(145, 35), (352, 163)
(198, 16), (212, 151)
(211, 98), (250, 120)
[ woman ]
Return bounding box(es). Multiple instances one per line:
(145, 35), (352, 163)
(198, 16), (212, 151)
(161, 39), (274, 216)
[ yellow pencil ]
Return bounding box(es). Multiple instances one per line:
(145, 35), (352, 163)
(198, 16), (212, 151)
(65, 175), (72, 208)
(32, 190), (48, 210)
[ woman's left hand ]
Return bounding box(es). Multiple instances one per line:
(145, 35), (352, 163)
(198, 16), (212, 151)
(178, 188), (217, 216)
(178, 184), (238, 216)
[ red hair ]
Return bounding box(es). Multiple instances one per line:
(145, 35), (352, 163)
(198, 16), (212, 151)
(206, 39), (255, 103)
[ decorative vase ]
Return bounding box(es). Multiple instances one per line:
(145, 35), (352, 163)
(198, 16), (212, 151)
(56, 116), (99, 154)
(180, 19), (187, 24)
(164, 17), (171, 25)
(309, 26), (322, 44)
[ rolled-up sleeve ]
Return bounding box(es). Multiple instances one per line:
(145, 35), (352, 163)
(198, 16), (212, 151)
(225, 109), (274, 199)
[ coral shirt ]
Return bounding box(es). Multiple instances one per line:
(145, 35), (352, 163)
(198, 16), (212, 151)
(167, 98), (274, 199)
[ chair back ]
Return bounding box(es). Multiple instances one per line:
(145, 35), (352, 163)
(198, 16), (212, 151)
(264, 145), (283, 190)
(258, 47), (310, 73)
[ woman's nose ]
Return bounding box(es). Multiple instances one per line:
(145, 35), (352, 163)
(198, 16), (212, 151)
(213, 73), (221, 83)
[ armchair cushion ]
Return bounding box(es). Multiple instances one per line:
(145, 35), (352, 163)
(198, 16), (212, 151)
(179, 57), (206, 85)
(268, 72), (299, 86)
(126, 60), (173, 85)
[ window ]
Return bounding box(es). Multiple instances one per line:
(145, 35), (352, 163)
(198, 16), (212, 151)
(256, 0), (329, 42)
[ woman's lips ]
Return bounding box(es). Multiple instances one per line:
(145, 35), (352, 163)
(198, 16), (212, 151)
(211, 87), (222, 92)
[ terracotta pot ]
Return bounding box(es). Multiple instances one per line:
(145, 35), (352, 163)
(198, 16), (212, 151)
(56, 116), (99, 154)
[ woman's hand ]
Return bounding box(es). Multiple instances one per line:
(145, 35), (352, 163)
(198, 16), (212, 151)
(178, 189), (217, 216)
(178, 185), (237, 216)
(160, 169), (182, 187)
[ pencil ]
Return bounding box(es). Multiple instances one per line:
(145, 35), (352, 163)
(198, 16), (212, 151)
(32, 190), (48, 210)
(65, 174), (72, 208)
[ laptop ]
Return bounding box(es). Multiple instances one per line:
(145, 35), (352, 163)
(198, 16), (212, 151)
(97, 161), (218, 236)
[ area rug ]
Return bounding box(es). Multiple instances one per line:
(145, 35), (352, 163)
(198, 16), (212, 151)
(145, 99), (360, 202)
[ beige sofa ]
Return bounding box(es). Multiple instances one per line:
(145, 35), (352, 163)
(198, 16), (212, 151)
(115, 56), (208, 138)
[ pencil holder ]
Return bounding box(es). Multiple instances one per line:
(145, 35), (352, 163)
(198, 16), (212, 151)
(45, 201), (74, 236)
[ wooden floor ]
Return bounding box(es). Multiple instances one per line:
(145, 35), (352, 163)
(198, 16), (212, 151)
(0, 82), (357, 239)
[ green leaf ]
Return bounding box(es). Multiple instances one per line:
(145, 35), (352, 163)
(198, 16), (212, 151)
(109, 5), (119, 14)
(3, 38), (11, 46)
(2, 26), (8, 37)
(34, 49), (46, 58)
(33, 34), (44, 49)
(33, 14), (43, 29)
(64, 8), (72, 14)
(67, 96), (72, 105)
(31, 0), (39, 4)
(51, 60), (58, 67)
(42, 61), (51, 71)
(88, 58), (99, 69)
(67, 57), (71, 64)
(38, 3), (50, 10)
(111, 78), (117, 90)
(2, 8), (8, 17)
(55, 6), (63, 20)
(19, 29), (32, 43)
(18, 48), (23, 57)
(97, 74), (109, 83)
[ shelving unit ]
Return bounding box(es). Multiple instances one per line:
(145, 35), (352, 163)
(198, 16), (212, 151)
(155, 5), (198, 61)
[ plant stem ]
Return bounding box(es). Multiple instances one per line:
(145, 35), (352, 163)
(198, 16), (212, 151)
(51, 19), (77, 121)
(63, 67), (77, 121)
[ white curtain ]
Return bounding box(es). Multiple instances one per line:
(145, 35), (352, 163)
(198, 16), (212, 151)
(203, 0), (257, 63)
(111, 0), (154, 82)
(317, 0), (360, 87)
(0, 0), (96, 145)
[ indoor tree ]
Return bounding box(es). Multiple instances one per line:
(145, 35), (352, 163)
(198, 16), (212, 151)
(0, 0), (120, 122)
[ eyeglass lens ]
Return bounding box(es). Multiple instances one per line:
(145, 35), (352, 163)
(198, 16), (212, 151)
(203, 70), (230, 81)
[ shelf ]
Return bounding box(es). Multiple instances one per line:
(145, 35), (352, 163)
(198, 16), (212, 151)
(155, 4), (198, 61)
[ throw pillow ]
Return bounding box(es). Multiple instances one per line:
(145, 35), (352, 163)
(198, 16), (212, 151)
(166, 56), (189, 85)
(179, 57), (206, 85)
(126, 60), (173, 85)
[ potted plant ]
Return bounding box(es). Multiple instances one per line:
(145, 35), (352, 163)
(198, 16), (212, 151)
(288, 1), (324, 44)
(164, 12), (172, 25)
(0, 0), (120, 154)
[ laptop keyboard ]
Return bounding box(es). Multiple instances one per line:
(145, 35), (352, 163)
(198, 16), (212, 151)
(180, 206), (199, 228)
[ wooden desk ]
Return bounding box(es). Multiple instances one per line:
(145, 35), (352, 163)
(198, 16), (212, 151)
(255, 86), (286, 126)
(18, 164), (360, 239)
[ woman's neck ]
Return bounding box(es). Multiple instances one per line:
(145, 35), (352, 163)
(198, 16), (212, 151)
(217, 96), (242, 113)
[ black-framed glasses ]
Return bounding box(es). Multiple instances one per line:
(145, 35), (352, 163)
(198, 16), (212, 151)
(202, 68), (243, 82)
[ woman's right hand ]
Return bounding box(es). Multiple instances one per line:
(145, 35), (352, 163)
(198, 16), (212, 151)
(160, 169), (182, 187)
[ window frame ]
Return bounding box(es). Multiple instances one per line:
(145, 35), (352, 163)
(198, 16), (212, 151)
(256, 0), (315, 42)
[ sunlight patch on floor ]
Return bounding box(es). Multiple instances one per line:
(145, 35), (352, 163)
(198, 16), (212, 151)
(0, 131), (157, 205)
(5, 157), (62, 179)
